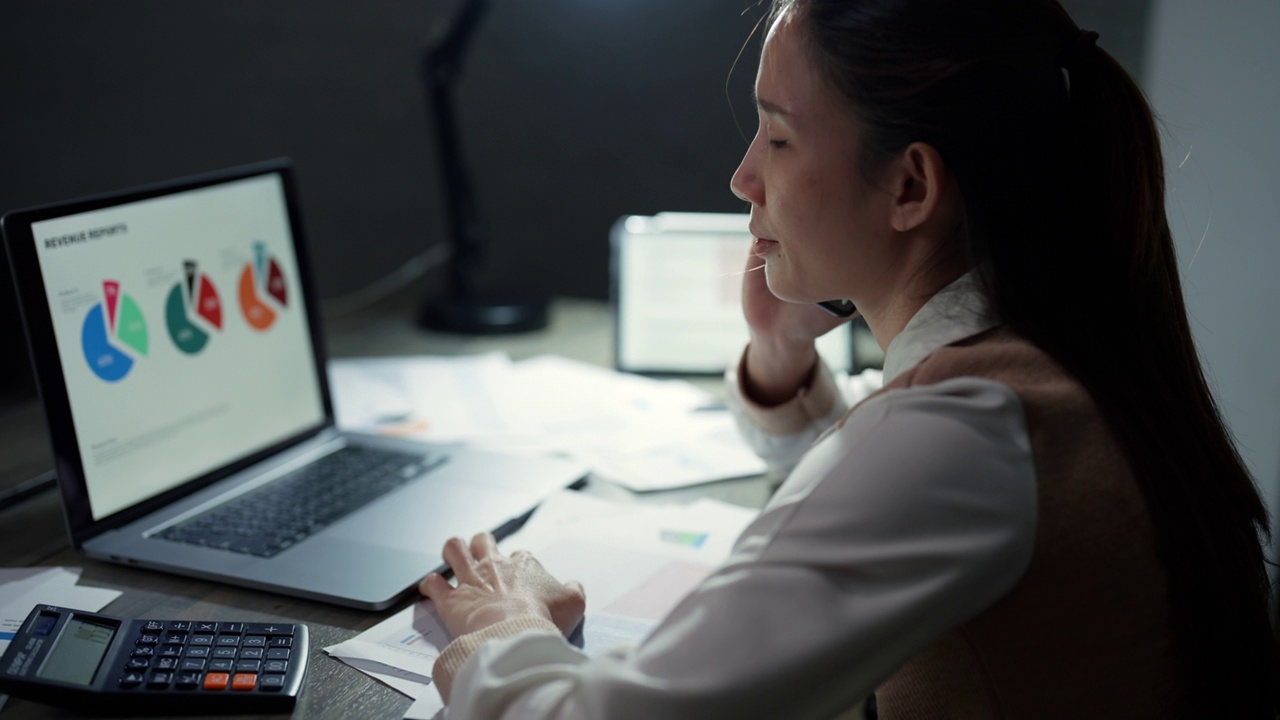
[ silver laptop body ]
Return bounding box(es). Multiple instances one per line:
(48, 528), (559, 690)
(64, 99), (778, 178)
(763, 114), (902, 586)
(2, 159), (585, 610)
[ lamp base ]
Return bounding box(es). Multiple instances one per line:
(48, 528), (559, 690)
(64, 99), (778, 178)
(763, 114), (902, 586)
(417, 293), (548, 334)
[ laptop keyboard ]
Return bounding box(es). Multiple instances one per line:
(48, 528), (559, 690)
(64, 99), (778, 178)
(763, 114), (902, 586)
(156, 445), (442, 558)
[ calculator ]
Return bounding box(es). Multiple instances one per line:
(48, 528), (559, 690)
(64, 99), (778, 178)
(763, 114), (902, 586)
(0, 604), (308, 714)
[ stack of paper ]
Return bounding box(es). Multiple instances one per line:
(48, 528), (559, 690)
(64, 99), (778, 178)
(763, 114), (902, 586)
(324, 490), (760, 719)
(328, 353), (766, 491)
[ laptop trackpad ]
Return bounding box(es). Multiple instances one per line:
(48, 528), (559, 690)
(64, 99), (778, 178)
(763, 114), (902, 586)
(326, 476), (540, 553)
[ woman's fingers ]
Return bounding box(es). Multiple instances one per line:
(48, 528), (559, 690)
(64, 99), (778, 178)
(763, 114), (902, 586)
(442, 536), (482, 586)
(549, 578), (588, 635)
(418, 572), (453, 600)
(470, 532), (498, 561)
(423, 541), (589, 638)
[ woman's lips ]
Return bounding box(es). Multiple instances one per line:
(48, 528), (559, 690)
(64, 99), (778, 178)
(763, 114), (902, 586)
(751, 237), (779, 256)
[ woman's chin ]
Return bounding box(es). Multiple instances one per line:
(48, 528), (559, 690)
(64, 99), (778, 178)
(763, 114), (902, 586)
(762, 273), (811, 305)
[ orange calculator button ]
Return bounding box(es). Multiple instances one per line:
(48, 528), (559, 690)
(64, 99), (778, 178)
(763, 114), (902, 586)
(203, 672), (230, 690)
(232, 673), (258, 691)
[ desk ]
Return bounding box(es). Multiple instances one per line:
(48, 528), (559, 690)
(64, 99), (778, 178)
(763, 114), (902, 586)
(0, 288), (776, 719)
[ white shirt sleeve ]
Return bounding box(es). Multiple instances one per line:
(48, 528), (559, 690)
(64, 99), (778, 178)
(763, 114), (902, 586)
(724, 358), (883, 473)
(443, 377), (1037, 720)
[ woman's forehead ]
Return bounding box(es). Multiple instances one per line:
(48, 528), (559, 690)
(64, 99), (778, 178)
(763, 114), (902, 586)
(757, 8), (849, 129)
(757, 10), (809, 109)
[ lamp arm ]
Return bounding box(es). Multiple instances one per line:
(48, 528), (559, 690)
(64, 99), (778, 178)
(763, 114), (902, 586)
(422, 0), (490, 298)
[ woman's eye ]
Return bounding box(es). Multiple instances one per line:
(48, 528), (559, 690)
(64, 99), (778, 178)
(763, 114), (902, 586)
(768, 139), (789, 149)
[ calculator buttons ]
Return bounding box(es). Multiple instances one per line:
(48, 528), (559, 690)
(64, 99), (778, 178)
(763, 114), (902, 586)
(203, 672), (230, 691)
(247, 623), (293, 636)
(258, 674), (286, 691)
(231, 673), (257, 691)
(116, 617), (302, 701)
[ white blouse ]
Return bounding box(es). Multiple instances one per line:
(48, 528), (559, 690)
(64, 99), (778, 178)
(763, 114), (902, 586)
(440, 274), (1038, 719)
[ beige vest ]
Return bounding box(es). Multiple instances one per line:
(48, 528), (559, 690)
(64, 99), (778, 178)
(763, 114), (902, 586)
(872, 327), (1190, 719)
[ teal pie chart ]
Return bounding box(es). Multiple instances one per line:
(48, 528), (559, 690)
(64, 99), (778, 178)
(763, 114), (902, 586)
(164, 262), (222, 355)
(166, 285), (209, 354)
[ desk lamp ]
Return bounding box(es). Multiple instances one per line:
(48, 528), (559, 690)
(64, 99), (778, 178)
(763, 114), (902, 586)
(416, 0), (548, 334)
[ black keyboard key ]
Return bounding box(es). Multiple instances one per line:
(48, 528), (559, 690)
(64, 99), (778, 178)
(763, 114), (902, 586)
(156, 446), (437, 557)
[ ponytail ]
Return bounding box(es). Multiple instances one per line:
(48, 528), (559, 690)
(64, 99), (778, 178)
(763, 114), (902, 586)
(1030, 26), (1280, 718)
(779, 0), (1280, 714)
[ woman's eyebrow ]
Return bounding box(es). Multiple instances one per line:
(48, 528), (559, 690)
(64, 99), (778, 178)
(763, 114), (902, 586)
(752, 91), (791, 117)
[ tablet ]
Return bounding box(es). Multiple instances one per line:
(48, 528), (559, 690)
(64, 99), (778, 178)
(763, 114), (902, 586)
(610, 212), (853, 376)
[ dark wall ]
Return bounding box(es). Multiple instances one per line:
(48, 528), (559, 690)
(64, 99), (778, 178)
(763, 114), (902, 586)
(0, 0), (1147, 401)
(0, 0), (763, 400)
(0, 0), (763, 301)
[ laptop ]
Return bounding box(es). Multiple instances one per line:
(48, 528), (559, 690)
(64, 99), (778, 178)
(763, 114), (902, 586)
(2, 158), (587, 610)
(609, 212), (854, 375)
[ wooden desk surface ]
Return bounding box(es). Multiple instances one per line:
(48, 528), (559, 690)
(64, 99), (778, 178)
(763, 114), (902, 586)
(0, 290), (774, 719)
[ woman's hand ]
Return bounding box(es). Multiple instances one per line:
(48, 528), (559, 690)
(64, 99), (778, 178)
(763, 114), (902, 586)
(741, 253), (850, 405)
(419, 533), (586, 639)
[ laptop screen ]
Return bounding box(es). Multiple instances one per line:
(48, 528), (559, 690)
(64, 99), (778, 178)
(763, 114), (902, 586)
(28, 171), (326, 521)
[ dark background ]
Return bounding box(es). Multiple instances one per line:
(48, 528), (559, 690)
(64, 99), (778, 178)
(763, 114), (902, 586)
(0, 0), (1149, 404)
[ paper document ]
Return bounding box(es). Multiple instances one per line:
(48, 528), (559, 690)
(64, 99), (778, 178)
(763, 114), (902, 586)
(0, 567), (123, 655)
(328, 352), (515, 442)
(325, 490), (759, 719)
(326, 602), (453, 719)
(328, 354), (767, 491)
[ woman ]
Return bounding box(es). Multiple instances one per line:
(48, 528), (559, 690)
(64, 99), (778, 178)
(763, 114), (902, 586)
(419, 0), (1279, 717)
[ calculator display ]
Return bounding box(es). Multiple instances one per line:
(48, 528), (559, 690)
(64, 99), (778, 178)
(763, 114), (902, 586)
(36, 618), (116, 685)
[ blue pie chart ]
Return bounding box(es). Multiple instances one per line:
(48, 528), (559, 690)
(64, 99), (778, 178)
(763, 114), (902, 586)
(81, 304), (134, 382)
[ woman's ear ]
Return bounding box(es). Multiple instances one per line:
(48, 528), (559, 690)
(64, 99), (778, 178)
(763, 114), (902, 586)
(886, 142), (947, 233)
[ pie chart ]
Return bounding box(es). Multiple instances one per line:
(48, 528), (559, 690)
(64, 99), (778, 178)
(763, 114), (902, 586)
(166, 260), (223, 355)
(238, 241), (288, 331)
(81, 280), (148, 382)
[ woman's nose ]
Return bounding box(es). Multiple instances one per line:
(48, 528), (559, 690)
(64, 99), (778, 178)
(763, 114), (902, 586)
(730, 138), (763, 206)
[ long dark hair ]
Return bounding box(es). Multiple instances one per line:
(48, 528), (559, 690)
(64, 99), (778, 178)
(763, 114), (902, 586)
(769, 0), (1278, 715)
